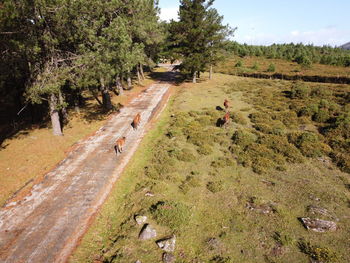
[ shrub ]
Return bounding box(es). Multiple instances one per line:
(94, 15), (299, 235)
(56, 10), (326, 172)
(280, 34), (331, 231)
(313, 109), (330, 123)
(290, 82), (310, 99)
(235, 60), (243, 67)
(232, 129), (257, 148)
(197, 144), (213, 155)
(288, 132), (330, 157)
(179, 175), (201, 193)
(150, 201), (191, 230)
(251, 62), (259, 70)
(258, 135), (304, 163)
(311, 87), (332, 98)
(254, 121), (285, 135)
(331, 152), (350, 173)
(298, 240), (338, 263)
(207, 181), (224, 193)
(175, 148), (196, 162)
(211, 156), (235, 168)
(267, 63), (276, 72)
(231, 112), (247, 125)
(249, 112), (272, 123)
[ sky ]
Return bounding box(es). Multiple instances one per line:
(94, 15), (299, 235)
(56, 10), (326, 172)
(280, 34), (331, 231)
(158, 0), (350, 47)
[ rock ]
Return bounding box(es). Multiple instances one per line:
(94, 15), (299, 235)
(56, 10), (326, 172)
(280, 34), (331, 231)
(246, 202), (275, 214)
(156, 236), (176, 252)
(135, 215), (147, 225)
(300, 217), (337, 232)
(145, 191), (155, 197)
(135, 261), (141, 263)
(307, 205), (338, 221)
(138, 224), (157, 240)
(162, 252), (175, 263)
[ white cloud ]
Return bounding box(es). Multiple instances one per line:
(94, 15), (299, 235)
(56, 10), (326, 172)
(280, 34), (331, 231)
(159, 7), (178, 22)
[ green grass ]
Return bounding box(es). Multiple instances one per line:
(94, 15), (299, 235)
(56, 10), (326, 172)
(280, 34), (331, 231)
(70, 74), (350, 263)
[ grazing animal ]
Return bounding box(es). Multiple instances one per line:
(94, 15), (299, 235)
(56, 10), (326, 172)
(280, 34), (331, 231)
(224, 99), (230, 110)
(222, 112), (230, 127)
(132, 113), (141, 130)
(115, 136), (126, 154)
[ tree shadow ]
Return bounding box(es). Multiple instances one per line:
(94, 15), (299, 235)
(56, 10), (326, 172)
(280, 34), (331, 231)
(149, 68), (185, 85)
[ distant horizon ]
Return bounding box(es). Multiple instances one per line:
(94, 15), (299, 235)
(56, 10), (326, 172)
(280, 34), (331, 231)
(158, 0), (350, 47)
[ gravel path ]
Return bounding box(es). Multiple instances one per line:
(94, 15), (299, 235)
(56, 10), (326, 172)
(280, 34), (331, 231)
(0, 83), (170, 263)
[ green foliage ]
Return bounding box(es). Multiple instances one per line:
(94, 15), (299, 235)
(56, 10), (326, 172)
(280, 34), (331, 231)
(206, 181), (224, 193)
(235, 60), (243, 67)
(168, 0), (234, 81)
(267, 63), (276, 72)
(231, 112), (247, 125)
(290, 82), (310, 99)
(225, 41), (350, 67)
(211, 156), (235, 168)
(251, 62), (259, 70)
(197, 144), (213, 155)
(288, 132), (331, 157)
(313, 108), (330, 122)
(174, 148), (197, 162)
(150, 200), (191, 230)
(232, 129), (257, 148)
(298, 240), (338, 263)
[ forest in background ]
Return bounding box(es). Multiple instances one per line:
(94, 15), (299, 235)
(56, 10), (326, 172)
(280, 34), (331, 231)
(1, 0), (350, 141)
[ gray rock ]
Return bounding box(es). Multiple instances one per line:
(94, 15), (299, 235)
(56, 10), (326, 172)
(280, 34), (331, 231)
(156, 235), (176, 252)
(138, 224), (157, 240)
(307, 205), (339, 221)
(162, 252), (175, 263)
(135, 215), (148, 225)
(145, 191), (155, 197)
(135, 261), (142, 263)
(300, 217), (337, 232)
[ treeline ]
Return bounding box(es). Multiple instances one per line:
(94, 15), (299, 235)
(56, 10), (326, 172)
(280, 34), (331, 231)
(0, 0), (163, 136)
(225, 42), (350, 68)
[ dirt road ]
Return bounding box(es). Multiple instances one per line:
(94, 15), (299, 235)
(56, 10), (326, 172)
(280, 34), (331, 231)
(0, 83), (170, 263)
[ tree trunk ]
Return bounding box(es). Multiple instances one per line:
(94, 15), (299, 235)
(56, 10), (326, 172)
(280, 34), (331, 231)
(116, 75), (123, 95)
(192, 71), (197, 83)
(100, 78), (112, 110)
(137, 66), (142, 85)
(140, 63), (145, 80)
(127, 72), (132, 89)
(209, 65), (213, 80)
(58, 89), (68, 125)
(197, 71), (200, 78)
(49, 93), (63, 136)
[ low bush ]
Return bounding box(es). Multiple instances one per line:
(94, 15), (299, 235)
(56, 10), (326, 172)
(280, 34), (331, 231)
(150, 201), (191, 230)
(267, 63), (276, 72)
(290, 82), (310, 99)
(231, 112), (247, 125)
(211, 156), (235, 168)
(298, 240), (338, 263)
(207, 181), (224, 193)
(313, 108), (330, 123)
(311, 86), (332, 98)
(175, 148), (197, 162)
(232, 129), (257, 148)
(197, 144), (213, 155)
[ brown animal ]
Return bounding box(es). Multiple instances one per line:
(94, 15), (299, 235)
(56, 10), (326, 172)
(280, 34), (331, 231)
(224, 99), (230, 110)
(222, 112), (230, 127)
(132, 113), (141, 130)
(115, 136), (126, 154)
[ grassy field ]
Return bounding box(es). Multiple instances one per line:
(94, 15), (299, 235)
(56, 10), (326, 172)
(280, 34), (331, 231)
(215, 55), (350, 78)
(70, 74), (350, 263)
(0, 78), (154, 207)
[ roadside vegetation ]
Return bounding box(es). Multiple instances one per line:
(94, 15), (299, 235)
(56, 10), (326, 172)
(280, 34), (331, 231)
(70, 74), (350, 263)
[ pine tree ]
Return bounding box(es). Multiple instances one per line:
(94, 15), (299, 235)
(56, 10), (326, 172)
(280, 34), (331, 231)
(171, 0), (232, 83)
